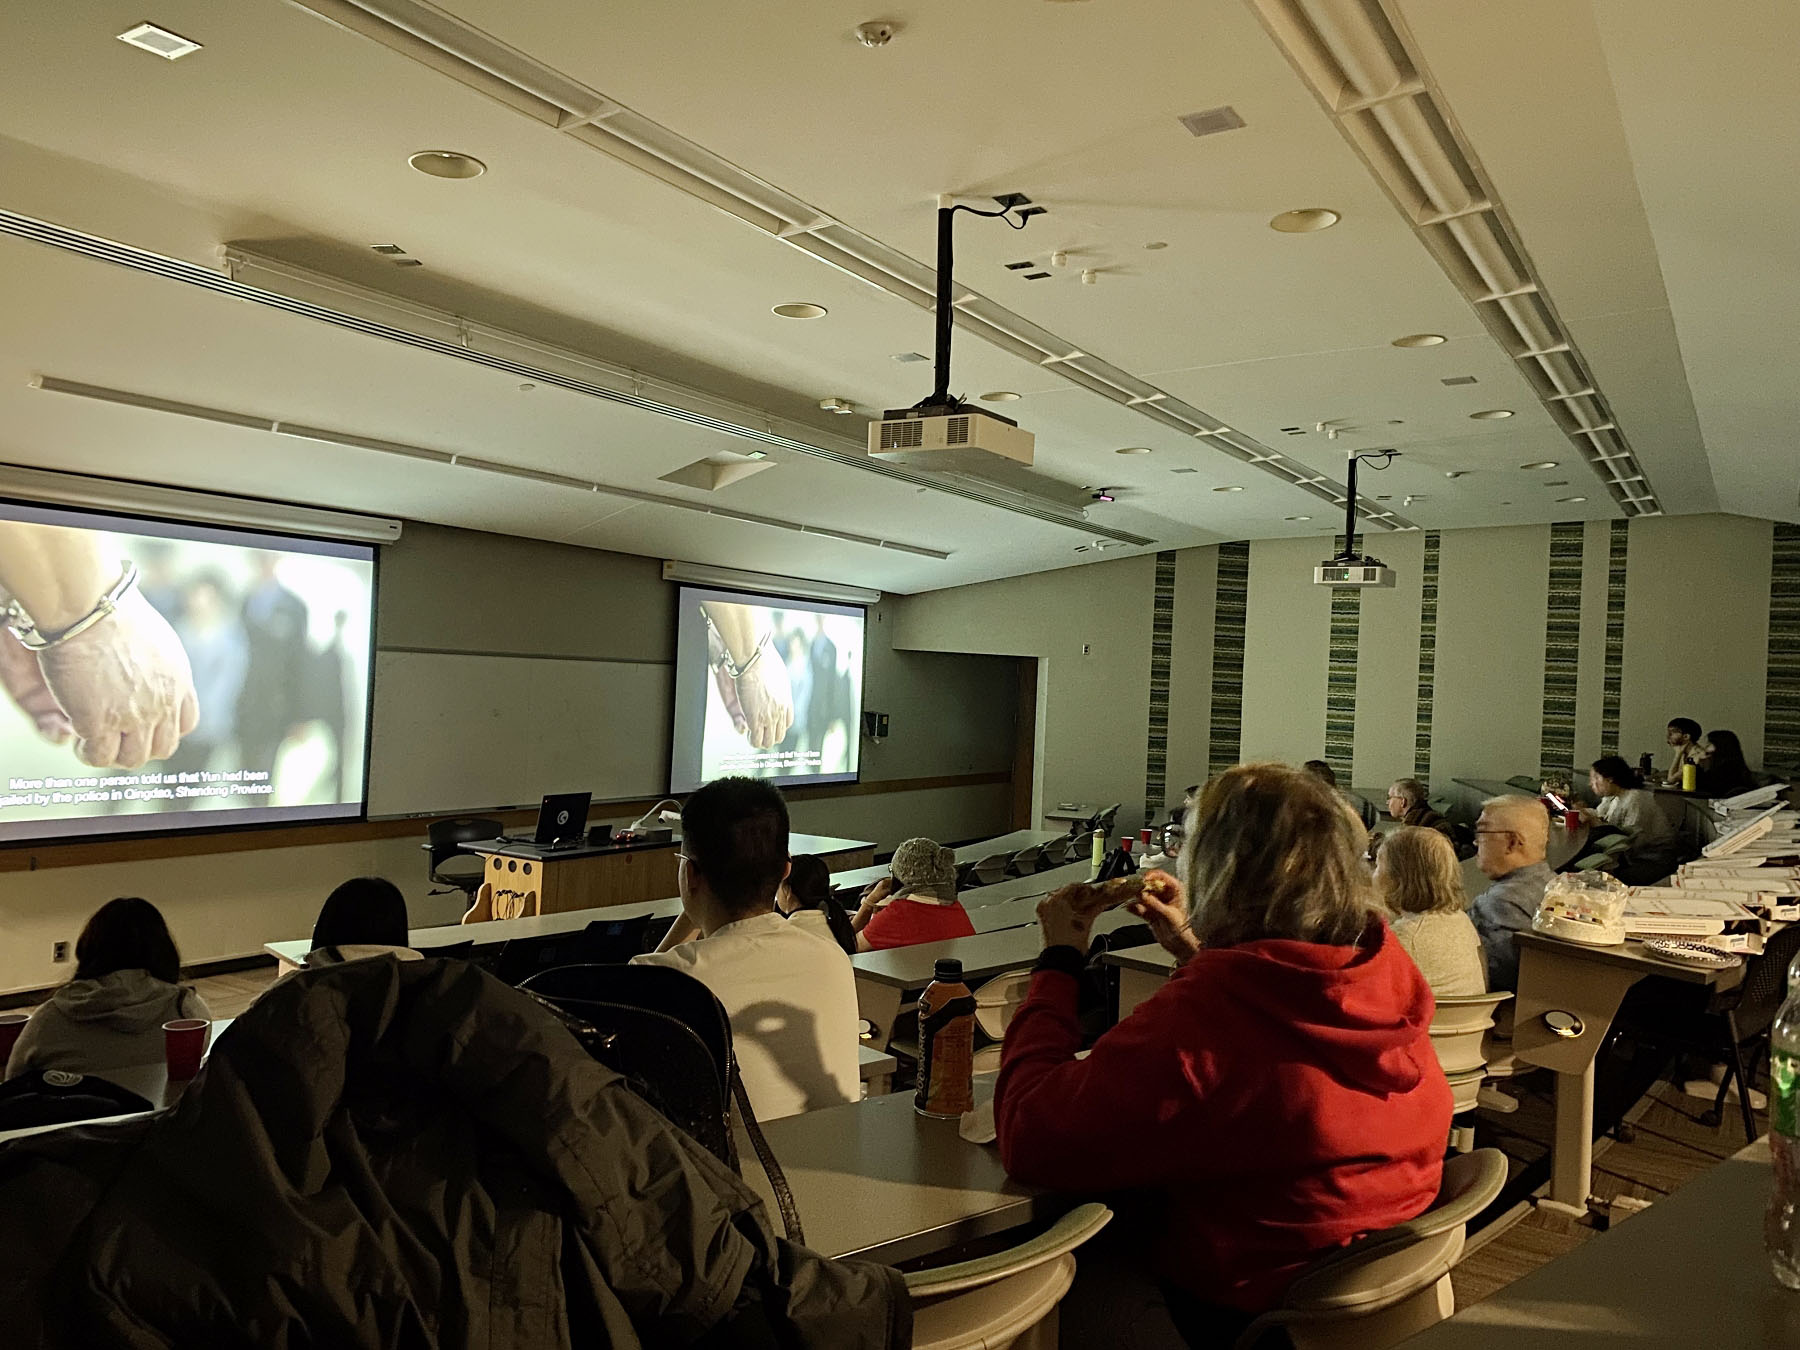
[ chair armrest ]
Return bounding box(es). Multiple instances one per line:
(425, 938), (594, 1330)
(904, 1203), (1112, 1297)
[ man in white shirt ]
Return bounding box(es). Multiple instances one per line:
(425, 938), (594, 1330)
(634, 777), (860, 1121)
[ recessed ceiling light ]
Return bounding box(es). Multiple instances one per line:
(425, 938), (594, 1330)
(1392, 333), (1446, 348)
(744, 450), (769, 461)
(408, 150), (486, 180)
(1144, 241), (1169, 251)
(1213, 485), (1245, 493)
(1545, 480), (1570, 486)
(1520, 461), (1559, 470)
(1285, 515), (1312, 521)
(1557, 496), (1587, 503)
(1269, 208), (1340, 233)
(116, 22), (202, 59)
(1469, 408), (1514, 420)
(1115, 446), (1152, 456)
(518, 382), (536, 392)
(772, 302), (827, 319)
(1444, 471), (1467, 479)
(892, 351), (929, 363)
(1170, 468), (1199, 475)
(981, 391), (1021, 402)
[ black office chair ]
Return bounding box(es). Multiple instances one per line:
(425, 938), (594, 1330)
(488, 916), (659, 986)
(0, 1070), (154, 1131)
(426, 817), (503, 899)
(523, 963), (735, 1165)
(521, 962), (805, 1242)
(415, 939), (476, 960)
(1088, 803), (1122, 840)
(1695, 924), (1800, 1141)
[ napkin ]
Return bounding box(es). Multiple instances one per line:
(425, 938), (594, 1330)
(958, 1097), (997, 1144)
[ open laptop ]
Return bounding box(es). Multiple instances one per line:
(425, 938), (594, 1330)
(531, 791), (592, 848)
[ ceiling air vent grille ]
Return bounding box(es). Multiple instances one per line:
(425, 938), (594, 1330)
(1178, 106), (1247, 138)
(944, 417), (971, 446)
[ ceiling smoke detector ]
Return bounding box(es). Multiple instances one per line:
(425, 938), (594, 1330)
(853, 21), (898, 46)
(1177, 106), (1247, 138)
(116, 22), (203, 59)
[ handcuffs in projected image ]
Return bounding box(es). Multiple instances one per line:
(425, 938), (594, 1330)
(703, 612), (772, 681)
(1, 561), (140, 651)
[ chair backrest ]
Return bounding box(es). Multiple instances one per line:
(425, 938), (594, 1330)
(1090, 804), (1121, 838)
(415, 938), (475, 960)
(970, 853), (1012, 887)
(427, 816), (503, 874)
(1428, 991), (1511, 1077)
(1008, 845), (1041, 876)
(1731, 922), (1800, 1037)
(1040, 836), (1070, 867)
(522, 963), (736, 1165)
(0, 1070), (154, 1130)
(905, 1202), (1112, 1298)
(972, 969), (1035, 1040)
(488, 917), (658, 985)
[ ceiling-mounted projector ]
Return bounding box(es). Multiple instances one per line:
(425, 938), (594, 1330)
(869, 403), (1035, 472)
(1314, 559), (1395, 588)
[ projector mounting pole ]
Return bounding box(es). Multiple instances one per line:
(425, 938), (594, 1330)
(919, 194), (1030, 414)
(1335, 448), (1399, 563)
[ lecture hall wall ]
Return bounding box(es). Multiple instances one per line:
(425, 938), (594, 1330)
(0, 525), (1019, 995)
(893, 512), (1785, 836)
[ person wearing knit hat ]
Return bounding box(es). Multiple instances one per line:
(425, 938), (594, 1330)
(852, 836), (976, 951)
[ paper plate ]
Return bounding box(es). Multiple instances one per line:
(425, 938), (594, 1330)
(1640, 939), (1743, 970)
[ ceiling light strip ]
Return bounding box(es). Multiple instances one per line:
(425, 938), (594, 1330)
(280, 0), (1401, 529)
(0, 209), (1143, 547)
(31, 375), (953, 559)
(1249, 0), (1662, 514)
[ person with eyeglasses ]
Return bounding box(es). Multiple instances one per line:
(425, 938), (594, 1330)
(1469, 795), (1555, 991)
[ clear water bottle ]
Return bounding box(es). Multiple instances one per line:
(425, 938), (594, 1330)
(1768, 956), (1800, 1290)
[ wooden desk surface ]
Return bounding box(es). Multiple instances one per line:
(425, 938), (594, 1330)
(1513, 930), (1748, 989)
(1402, 1140), (1795, 1348)
(1100, 944), (1180, 977)
(851, 909), (1144, 989)
(265, 894), (688, 967)
(737, 1075), (1046, 1265)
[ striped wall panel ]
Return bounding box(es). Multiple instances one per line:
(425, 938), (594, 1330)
(1143, 549), (1177, 813)
(1601, 519), (1629, 754)
(1539, 522), (1585, 778)
(1325, 545), (1360, 781)
(1413, 531), (1441, 781)
(1766, 523), (1800, 771)
(1208, 541), (1250, 776)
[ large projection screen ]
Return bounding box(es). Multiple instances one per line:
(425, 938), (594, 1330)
(0, 501), (375, 844)
(670, 585), (864, 793)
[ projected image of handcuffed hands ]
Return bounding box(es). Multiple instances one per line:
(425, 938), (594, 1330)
(702, 600), (794, 750)
(0, 523), (198, 770)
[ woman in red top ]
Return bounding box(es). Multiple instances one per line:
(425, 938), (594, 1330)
(852, 837), (976, 951)
(996, 764), (1451, 1342)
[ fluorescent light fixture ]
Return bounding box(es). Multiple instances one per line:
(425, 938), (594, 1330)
(661, 560), (880, 605)
(0, 461), (401, 544)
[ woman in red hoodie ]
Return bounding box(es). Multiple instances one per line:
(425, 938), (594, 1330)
(995, 763), (1451, 1342)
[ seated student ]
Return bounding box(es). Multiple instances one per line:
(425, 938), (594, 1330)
(1663, 717), (1704, 785)
(776, 853), (857, 954)
(995, 764), (1450, 1336)
(851, 837), (976, 952)
(1386, 779), (1456, 838)
(1376, 826), (1487, 997)
(1140, 816), (1186, 873)
(1697, 728), (1758, 797)
(6, 897), (212, 1079)
(307, 877), (421, 966)
(1578, 755), (1678, 884)
(1469, 795), (1554, 991)
(635, 777), (859, 1121)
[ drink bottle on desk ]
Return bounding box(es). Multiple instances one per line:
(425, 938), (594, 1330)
(1089, 827), (1105, 880)
(916, 958), (975, 1120)
(1682, 762), (1698, 793)
(1766, 956), (1800, 1289)
(1638, 752), (1655, 780)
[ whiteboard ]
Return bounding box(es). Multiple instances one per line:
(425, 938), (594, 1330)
(367, 651), (672, 816)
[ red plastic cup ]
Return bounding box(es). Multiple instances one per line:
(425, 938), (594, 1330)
(163, 1018), (210, 1080)
(1139, 828), (1153, 849)
(0, 1012), (27, 1066)
(1566, 811), (1580, 836)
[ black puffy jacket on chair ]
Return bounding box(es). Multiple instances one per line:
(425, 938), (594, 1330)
(0, 957), (909, 1349)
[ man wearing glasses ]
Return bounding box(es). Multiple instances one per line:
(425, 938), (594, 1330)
(1469, 796), (1554, 991)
